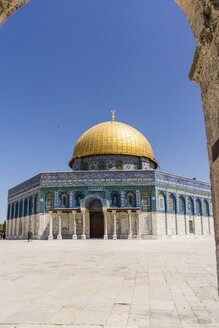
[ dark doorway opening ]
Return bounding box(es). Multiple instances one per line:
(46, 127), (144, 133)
(90, 212), (104, 238)
(87, 198), (104, 239)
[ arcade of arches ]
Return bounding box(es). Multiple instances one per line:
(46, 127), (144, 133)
(0, 0), (219, 290)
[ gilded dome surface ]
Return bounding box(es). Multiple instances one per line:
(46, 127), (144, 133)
(69, 121), (157, 168)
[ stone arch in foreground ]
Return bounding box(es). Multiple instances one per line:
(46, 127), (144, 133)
(0, 0), (219, 289)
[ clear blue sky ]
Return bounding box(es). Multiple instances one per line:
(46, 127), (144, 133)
(0, 0), (210, 221)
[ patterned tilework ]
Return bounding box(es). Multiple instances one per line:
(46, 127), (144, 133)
(155, 171), (210, 193)
(136, 190), (140, 207)
(69, 192), (73, 207)
(55, 191), (58, 208)
(8, 174), (41, 198)
(7, 170), (212, 218)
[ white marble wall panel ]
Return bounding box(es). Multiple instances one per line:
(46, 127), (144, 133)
(157, 213), (166, 235)
(209, 217), (214, 234)
(202, 216), (210, 234)
(177, 214), (186, 234)
(61, 214), (69, 235)
(186, 215), (193, 234)
(6, 210), (215, 239)
(168, 214), (176, 235)
(68, 213), (74, 235)
(53, 214), (58, 235)
(120, 214), (128, 235)
(131, 213), (137, 235)
(76, 214), (83, 235)
(142, 213), (152, 234)
(195, 216), (202, 234)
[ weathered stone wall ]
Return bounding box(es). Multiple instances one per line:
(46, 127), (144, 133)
(186, 0), (219, 290)
(0, 0), (219, 290)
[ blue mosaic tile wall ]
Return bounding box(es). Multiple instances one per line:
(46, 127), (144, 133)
(7, 170), (212, 219)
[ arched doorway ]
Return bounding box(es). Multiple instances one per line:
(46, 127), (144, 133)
(87, 198), (104, 238)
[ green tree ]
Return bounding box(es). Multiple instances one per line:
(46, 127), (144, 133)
(0, 221), (6, 238)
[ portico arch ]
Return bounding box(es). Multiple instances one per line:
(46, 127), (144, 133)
(81, 194), (109, 209)
(0, 0), (218, 290)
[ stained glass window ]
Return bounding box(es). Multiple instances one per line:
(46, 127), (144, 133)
(187, 198), (193, 214)
(159, 192), (165, 211)
(203, 200), (209, 215)
(196, 199), (201, 215)
(169, 194), (176, 212)
(46, 193), (54, 209)
(179, 196), (185, 213)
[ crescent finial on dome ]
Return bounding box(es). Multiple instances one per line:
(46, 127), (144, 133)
(111, 109), (116, 121)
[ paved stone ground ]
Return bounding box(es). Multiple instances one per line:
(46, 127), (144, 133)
(0, 239), (219, 328)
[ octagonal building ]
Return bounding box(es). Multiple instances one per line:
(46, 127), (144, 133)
(6, 116), (214, 240)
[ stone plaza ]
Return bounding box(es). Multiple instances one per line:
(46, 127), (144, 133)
(0, 239), (219, 328)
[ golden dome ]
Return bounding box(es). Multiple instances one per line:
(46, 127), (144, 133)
(69, 121), (157, 168)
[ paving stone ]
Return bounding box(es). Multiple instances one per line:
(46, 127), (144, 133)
(0, 239), (218, 328)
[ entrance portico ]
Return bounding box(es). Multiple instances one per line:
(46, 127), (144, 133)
(47, 196), (139, 240)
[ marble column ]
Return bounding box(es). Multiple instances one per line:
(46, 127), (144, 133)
(128, 210), (132, 239)
(81, 209), (86, 239)
(48, 211), (53, 240)
(113, 211), (117, 240)
(103, 210), (108, 240)
(136, 211), (141, 239)
(57, 211), (62, 239)
(72, 210), (77, 240)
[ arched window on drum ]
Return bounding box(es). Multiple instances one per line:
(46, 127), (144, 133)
(203, 199), (209, 216)
(46, 192), (54, 209)
(169, 194), (176, 213)
(126, 191), (136, 207)
(179, 196), (186, 214)
(158, 192), (165, 211)
(111, 192), (120, 207)
(196, 198), (202, 215)
(141, 191), (151, 211)
(75, 192), (84, 207)
(60, 192), (69, 208)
